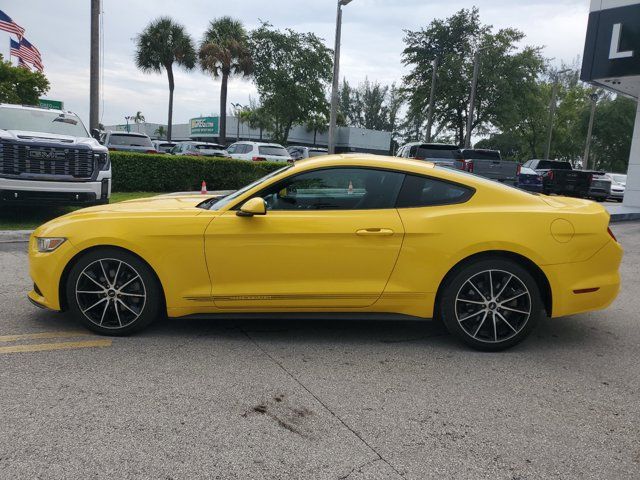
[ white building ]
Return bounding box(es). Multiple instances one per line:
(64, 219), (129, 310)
(105, 116), (392, 155)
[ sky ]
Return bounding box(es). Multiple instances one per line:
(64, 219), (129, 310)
(1, 0), (591, 127)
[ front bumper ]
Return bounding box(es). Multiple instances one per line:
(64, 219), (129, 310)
(0, 175), (111, 205)
(542, 239), (623, 318)
(609, 189), (625, 199)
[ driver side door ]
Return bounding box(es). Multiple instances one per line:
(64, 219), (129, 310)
(204, 167), (406, 310)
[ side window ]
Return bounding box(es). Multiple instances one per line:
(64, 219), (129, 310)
(409, 146), (418, 158)
(396, 175), (473, 208)
(227, 144), (237, 154)
(256, 168), (404, 211)
(244, 144), (254, 154)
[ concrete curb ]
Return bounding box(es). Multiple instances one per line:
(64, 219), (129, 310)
(609, 212), (640, 223)
(0, 230), (32, 243)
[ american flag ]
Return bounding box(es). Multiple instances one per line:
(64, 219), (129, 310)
(9, 38), (20, 58)
(17, 57), (30, 70)
(0, 10), (25, 38)
(18, 37), (44, 72)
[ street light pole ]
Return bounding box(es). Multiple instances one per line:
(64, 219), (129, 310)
(583, 92), (599, 170)
(464, 49), (484, 149)
(544, 68), (572, 160)
(328, 0), (353, 155)
(425, 57), (438, 143)
(89, 0), (101, 131)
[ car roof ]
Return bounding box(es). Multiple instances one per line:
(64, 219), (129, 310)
(109, 131), (149, 137)
(235, 141), (285, 147)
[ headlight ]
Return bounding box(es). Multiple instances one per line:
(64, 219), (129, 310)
(94, 152), (110, 171)
(37, 237), (66, 252)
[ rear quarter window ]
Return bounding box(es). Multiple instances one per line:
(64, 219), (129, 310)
(396, 175), (474, 208)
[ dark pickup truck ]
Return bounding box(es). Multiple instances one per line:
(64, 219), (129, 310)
(523, 159), (593, 198)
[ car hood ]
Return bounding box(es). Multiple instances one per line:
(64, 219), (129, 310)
(0, 129), (103, 149)
(90, 194), (222, 213)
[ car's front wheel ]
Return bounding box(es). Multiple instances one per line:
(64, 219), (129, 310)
(65, 248), (162, 335)
(439, 258), (543, 351)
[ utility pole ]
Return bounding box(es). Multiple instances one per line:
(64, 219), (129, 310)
(90, 0), (100, 131)
(583, 92), (599, 170)
(544, 68), (571, 160)
(464, 49), (483, 149)
(425, 57), (438, 143)
(328, 0), (353, 155)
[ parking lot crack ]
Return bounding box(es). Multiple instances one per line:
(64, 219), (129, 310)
(240, 328), (405, 478)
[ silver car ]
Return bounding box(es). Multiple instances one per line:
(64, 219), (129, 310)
(103, 131), (157, 153)
(607, 173), (627, 202)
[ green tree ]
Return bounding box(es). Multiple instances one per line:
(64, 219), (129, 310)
(587, 95), (636, 172)
(241, 98), (273, 141)
(250, 23), (332, 143)
(154, 125), (167, 139)
(135, 17), (196, 142)
(305, 110), (329, 146)
(0, 54), (49, 104)
(402, 7), (545, 145)
(199, 17), (253, 145)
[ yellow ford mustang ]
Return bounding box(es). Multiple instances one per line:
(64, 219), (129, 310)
(28, 155), (622, 350)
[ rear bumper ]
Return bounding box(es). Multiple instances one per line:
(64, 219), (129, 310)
(0, 175), (111, 205)
(542, 239), (623, 318)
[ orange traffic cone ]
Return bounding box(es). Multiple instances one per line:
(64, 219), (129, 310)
(200, 180), (207, 195)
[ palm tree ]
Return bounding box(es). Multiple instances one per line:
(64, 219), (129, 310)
(133, 111), (145, 133)
(135, 17), (196, 142)
(154, 125), (167, 139)
(199, 17), (253, 145)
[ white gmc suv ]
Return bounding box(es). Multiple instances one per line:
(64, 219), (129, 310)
(0, 103), (111, 206)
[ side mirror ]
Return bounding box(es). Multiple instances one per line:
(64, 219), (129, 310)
(237, 197), (267, 217)
(91, 128), (101, 141)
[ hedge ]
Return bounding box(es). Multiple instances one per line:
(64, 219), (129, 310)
(109, 152), (284, 192)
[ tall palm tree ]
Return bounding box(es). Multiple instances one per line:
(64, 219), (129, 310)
(133, 111), (145, 133)
(135, 17), (196, 142)
(199, 17), (253, 145)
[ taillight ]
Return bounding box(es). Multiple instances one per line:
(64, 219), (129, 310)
(546, 171), (554, 181)
(607, 227), (617, 242)
(146, 149), (158, 154)
(108, 147), (117, 152)
(516, 164), (521, 176)
(459, 159), (473, 173)
(252, 156), (267, 162)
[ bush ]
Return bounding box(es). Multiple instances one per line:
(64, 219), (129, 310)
(110, 152), (284, 192)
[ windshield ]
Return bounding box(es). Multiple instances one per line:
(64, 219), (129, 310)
(0, 107), (89, 137)
(415, 146), (462, 160)
(520, 167), (537, 175)
(108, 134), (153, 147)
(259, 146), (289, 156)
(536, 160), (572, 170)
(611, 174), (627, 184)
(194, 144), (224, 150)
(207, 165), (293, 210)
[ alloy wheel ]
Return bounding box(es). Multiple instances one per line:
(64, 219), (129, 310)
(455, 269), (532, 344)
(75, 258), (147, 329)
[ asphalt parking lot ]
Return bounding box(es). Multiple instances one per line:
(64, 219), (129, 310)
(1, 223), (639, 480)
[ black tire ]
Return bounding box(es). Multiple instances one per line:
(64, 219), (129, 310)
(439, 257), (543, 351)
(65, 247), (162, 336)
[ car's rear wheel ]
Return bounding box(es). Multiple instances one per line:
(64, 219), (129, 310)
(65, 248), (161, 335)
(439, 258), (543, 351)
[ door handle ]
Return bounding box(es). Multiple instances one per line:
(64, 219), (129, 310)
(356, 228), (395, 236)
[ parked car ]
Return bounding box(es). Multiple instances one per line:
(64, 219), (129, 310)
(586, 172), (612, 202)
(152, 140), (177, 154)
(171, 142), (229, 158)
(28, 155), (623, 351)
(103, 131), (157, 154)
(516, 166), (544, 193)
(455, 149), (519, 185)
(606, 173), (627, 202)
(396, 143), (462, 167)
(523, 159), (593, 198)
(287, 146), (328, 160)
(0, 103), (110, 205)
(227, 141), (292, 162)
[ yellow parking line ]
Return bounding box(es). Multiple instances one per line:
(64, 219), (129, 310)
(0, 331), (91, 343)
(0, 339), (112, 354)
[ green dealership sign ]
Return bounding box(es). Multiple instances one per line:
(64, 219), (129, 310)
(190, 116), (219, 136)
(39, 99), (64, 110)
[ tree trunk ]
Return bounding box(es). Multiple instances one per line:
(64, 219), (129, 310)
(282, 120), (293, 144)
(219, 72), (229, 145)
(259, 127), (263, 141)
(166, 64), (174, 142)
(313, 129), (317, 146)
